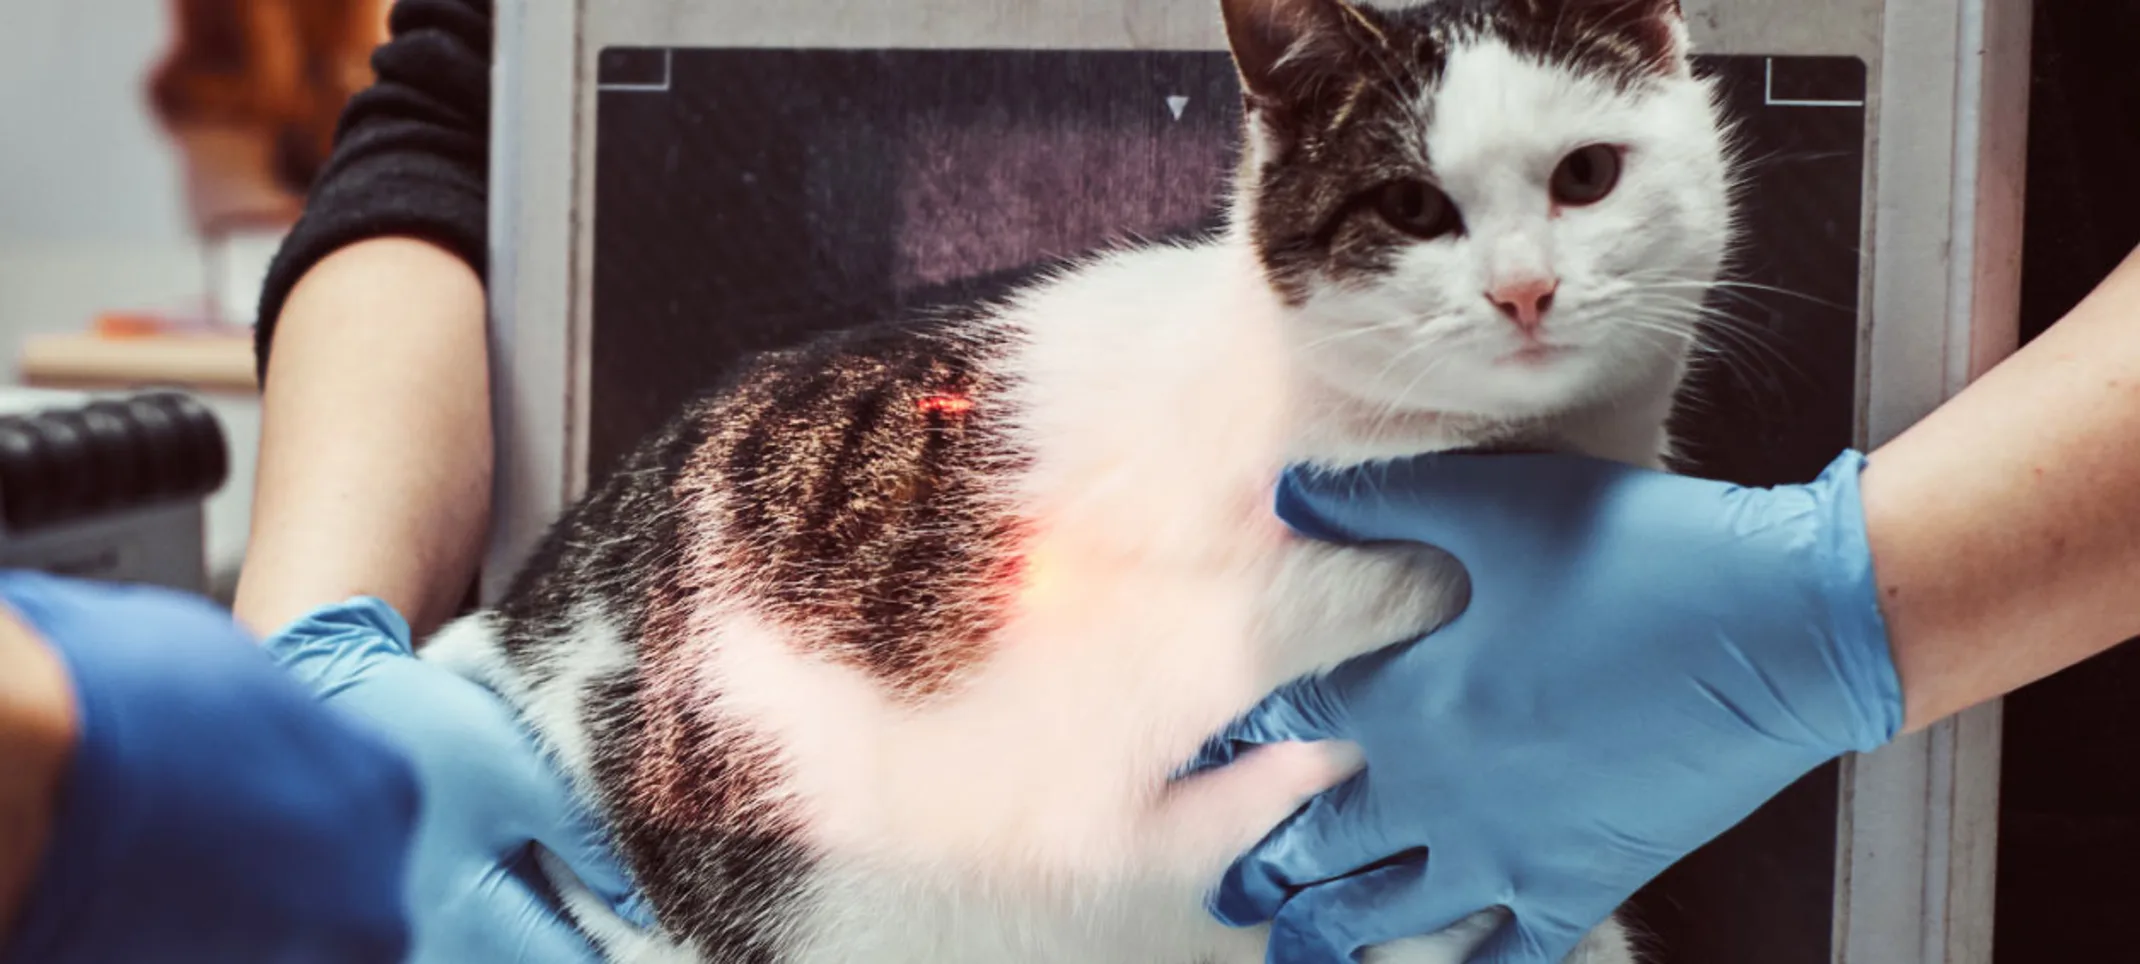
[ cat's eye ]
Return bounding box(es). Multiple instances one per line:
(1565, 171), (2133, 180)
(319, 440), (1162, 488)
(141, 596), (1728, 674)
(1372, 179), (1462, 240)
(1551, 145), (1623, 206)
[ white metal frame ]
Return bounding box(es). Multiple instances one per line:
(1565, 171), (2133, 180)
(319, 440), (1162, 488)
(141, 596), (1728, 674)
(1837, 1), (2031, 961)
(486, 0), (578, 601)
(486, 1), (2034, 959)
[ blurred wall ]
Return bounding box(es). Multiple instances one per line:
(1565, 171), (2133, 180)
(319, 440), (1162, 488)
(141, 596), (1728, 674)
(0, 0), (193, 245)
(0, 0), (202, 350)
(0, 0), (259, 594)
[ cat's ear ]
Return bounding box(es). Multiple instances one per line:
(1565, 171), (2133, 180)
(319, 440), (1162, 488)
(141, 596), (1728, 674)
(1535, 0), (1689, 68)
(1220, 0), (1371, 109)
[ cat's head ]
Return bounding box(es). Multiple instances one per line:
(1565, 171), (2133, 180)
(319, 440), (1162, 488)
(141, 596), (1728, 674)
(1222, 0), (1735, 453)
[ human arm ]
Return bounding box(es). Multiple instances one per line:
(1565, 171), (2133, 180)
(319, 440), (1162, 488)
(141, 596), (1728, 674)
(230, 1), (649, 957)
(244, 251), (651, 960)
(1208, 247), (2140, 964)
(1864, 241), (2140, 729)
(0, 574), (416, 964)
(234, 235), (493, 636)
(233, 0), (496, 638)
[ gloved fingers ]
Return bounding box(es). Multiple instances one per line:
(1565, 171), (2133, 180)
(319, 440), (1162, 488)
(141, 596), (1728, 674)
(418, 850), (611, 964)
(535, 843), (663, 934)
(1277, 453), (1623, 562)
(264, 597), (416, 695)
(466, 699), (643, 919)
(1218, 675), (1350, 752)
(1187, 631), (1446, 787)
(616, 887), (659, 931)
(527, 790), (645, 922)
(1465, 905), (1607, 964)
(1260, 850), (1485, 964)
(494, 888), (611, 964)
(1212, 776), (1394, 927)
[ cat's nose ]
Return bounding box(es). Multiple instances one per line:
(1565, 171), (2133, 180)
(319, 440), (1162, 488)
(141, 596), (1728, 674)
(1486, 277), (1559, 335)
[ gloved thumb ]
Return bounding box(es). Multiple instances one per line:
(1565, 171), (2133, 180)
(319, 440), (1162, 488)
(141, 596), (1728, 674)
(415, 850), (610, 964)
(1466, 906), (1600, 964)
(522, 767), (649, 926)
(267, 596), (417, 695)
(1258, 851), (1498, 964)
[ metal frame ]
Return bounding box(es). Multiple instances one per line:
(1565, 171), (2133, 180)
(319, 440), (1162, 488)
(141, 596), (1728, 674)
(1837, 1), (2031, 961)
(487, 1), (2034, 959)
(486, 0), (578, 601)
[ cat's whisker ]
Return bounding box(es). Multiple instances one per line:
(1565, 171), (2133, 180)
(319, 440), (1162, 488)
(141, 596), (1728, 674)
(1360, 335), (1451, 411)
(1705, 282), (1854, 315)
(1297, 318), (1418, 353)
(1674, 314), (1808, 408)
(1627, 275), (1853, 315)
(1351, 332), (1461, 435)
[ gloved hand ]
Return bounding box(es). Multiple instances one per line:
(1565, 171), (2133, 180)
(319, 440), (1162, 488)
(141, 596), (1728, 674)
(0, 573), (418, 964)
(1206, 450), (1905, 964)
(266, 597), (650, 964)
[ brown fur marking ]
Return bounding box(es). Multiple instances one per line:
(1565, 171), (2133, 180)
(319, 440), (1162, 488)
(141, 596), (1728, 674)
(670, 320), (1027, 702)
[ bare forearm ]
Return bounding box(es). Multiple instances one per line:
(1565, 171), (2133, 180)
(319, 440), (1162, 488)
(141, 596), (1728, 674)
(234, 237), (493, 638)
(1865, 244), (2140, 731)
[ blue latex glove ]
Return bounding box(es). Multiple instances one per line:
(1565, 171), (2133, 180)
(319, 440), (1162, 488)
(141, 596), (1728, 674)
(0, 573), (419, 964)
(266, 597), (651, 964)
(1208, 450), (1905, 964)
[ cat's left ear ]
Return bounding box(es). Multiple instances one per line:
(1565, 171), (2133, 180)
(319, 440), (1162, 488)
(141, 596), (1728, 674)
(1221, 0), (1380, 114)
(1536, 0), (1689, 70)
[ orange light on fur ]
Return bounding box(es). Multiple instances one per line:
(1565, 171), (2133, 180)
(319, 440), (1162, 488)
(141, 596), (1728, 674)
(917, 393), (976, 416)
(1013, 547), (1060, 608)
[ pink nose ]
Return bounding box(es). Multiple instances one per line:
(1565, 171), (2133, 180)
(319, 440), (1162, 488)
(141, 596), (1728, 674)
(1487, 277), (1559, 335)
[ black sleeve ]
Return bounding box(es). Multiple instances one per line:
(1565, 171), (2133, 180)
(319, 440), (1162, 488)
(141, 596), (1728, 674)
(252, 0), (495, 383)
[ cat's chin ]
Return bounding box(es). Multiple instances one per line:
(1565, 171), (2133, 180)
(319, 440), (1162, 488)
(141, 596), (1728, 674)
(1283, 376), (1577, 469)
(1286, 404), (1549, 469)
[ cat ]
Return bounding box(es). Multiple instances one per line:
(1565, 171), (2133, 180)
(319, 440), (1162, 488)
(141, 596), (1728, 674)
(422, 0), (1736, 960)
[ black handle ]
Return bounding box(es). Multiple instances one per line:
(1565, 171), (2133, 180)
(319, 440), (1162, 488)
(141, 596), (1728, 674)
(0, 391), (229, 533)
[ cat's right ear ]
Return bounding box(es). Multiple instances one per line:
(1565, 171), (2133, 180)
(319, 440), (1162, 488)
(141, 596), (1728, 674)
(1220, 0), (1363, 111)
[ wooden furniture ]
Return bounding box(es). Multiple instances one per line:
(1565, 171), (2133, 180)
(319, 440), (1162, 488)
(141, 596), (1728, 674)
(19, 332), (256, 395)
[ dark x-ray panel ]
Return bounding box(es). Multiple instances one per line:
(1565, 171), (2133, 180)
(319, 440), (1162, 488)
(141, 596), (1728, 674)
(592, 49), (1866, 963)
(590, 48), (1243, 475)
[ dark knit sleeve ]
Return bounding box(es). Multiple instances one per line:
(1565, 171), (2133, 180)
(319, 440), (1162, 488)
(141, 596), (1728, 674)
(253, 0), (495, 382)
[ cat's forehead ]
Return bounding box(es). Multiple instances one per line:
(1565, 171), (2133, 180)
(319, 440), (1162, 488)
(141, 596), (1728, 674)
(1420, 38), (1657, 174)
(1340, 4), (1686, 171)
(1360, 0), (1681, 86)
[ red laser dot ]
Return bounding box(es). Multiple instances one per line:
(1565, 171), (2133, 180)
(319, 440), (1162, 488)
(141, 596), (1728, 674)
(917, 393), (975, 416)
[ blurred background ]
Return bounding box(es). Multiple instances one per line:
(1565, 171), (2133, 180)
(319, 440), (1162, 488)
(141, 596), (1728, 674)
(0, 0), (385, 599)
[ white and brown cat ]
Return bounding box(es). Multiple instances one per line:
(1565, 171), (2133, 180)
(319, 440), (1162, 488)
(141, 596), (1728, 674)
(425, 0), (1735, 960)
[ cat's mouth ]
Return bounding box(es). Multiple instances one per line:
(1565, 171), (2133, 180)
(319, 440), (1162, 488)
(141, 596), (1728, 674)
(1496, 342), (1573, 367)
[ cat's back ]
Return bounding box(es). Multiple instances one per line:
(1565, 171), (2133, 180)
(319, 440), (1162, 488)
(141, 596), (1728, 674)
(455, 310), (1031, 685)
(423, 310), (1045, 959)
(422, 238), (1298, 963)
